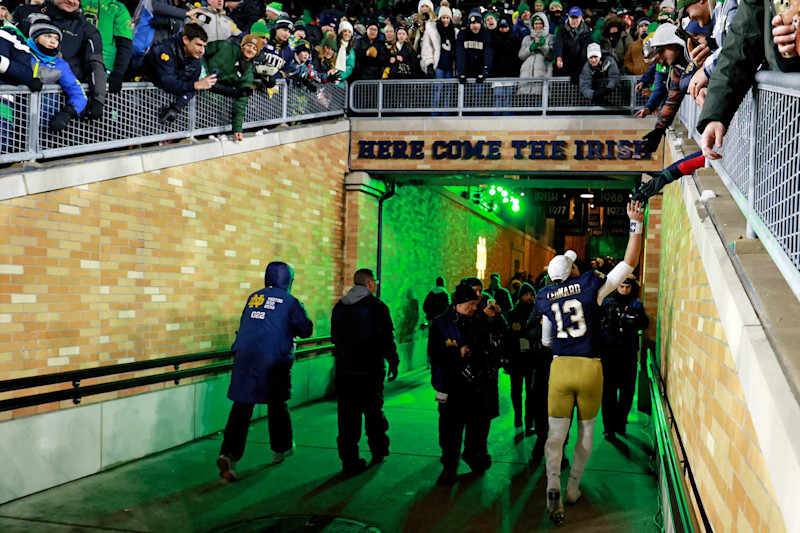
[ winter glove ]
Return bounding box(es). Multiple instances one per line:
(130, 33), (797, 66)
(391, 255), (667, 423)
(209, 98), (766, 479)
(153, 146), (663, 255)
(530, 40), (540, 51)
(539, 36), (546, 46)
(387, 363), (399, 382)
(26, 78), (43, 92)
(635, 170), (673, 200)
(366, 46), (378, 58)
(426, 65), (435, 78)
(83, 98), (104, 120)
(107, 72), (124, 94)
(49, 104), (78, 133)
(158, 104), (179, 125)
(476, 74), (485, 83)
(591, 87), (608, 104)
(642, 127), (666, 153)
(234, 86), (253, 97)
(325, 71), (342, 83)
(458, 75), (467, 84)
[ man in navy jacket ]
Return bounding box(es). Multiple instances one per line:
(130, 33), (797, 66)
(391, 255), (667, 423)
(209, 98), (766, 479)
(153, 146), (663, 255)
(217, 261), (313, 482)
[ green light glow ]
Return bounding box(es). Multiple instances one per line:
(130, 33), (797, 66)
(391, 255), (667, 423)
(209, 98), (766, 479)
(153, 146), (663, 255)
(489, 189), (496, 196)
(511, 204), (520, 212)
(501, 190), (509, 198)
(502, 197), (509, 204)
(497, 186), (504, 191)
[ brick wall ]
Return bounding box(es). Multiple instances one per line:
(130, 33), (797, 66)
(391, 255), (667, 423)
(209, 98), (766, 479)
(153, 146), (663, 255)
(0, 133), (350, 421)
(658, 182), (787, 533)
(379, 186), (554, 344)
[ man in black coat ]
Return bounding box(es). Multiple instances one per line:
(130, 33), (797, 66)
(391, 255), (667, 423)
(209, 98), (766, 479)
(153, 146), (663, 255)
(353, 21), (387, 80)
(429, 281), (502, 485)
(14, 0), (106, 119)
(331, 268), (399, 474)
(503, 282), (537, 432)
(552, 6), (593, 83)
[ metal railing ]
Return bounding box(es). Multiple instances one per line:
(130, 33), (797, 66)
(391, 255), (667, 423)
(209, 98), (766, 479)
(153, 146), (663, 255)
(0, 79), (347, 164)
(0, 336), (334, 412)
(678, 72), (800, 302)
(349, 76), (650, 115)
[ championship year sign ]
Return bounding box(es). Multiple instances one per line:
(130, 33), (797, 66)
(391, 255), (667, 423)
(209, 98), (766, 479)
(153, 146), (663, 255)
(357, 139), (653, 161)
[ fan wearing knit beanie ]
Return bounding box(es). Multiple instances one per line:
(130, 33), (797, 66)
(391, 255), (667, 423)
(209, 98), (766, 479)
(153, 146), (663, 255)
(514, 2), (533, 39)
(27, 15), (87, 132)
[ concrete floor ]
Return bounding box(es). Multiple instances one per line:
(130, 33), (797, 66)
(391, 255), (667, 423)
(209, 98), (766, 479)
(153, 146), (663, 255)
(0, 367), (659, 532)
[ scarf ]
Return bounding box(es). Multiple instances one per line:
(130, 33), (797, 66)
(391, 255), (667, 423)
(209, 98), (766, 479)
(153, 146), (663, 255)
(26, 38), (58, 64)
(335, 39), (349, 72)
(437, 19), (455, 51)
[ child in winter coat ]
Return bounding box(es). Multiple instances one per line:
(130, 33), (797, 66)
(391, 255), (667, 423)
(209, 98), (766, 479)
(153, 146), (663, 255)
(289, 38), (341, 90)
(27, 15), (87, 132)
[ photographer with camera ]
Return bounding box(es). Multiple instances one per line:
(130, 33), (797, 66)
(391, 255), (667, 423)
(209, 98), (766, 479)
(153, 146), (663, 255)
(599, 276), (649, 441)
(428, 281), (502, 486)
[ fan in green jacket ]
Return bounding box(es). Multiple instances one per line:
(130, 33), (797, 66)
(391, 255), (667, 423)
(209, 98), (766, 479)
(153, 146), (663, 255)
(81, 0), (133, 94)
(203, 34), (261, 140)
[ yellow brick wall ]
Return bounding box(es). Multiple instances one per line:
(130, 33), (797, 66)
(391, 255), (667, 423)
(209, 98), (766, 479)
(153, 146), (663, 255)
(658, 182), (787, 533)
(0, 133), (350, 421)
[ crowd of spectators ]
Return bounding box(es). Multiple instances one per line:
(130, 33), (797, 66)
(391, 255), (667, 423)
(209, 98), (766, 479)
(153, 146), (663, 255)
(0, 0), (798, 149)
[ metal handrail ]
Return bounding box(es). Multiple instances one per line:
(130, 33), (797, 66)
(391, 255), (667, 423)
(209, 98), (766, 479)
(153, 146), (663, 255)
(0, 336), (333, 408)
(677, 80), (800, 303)
(0, 79), (348, 165)
(348, 76), (649, 116)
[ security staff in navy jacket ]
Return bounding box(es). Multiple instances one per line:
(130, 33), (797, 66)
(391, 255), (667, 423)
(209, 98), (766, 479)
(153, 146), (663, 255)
(331, 268), (399, 474)
(428, 281), (500, 485)
(456, 10), (493, 83)
(599, 276), (648, 440)
(216, 261), (313, 482)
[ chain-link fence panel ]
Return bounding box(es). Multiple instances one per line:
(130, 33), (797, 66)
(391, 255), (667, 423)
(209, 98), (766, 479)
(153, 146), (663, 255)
(753, 87), (800, 273)
(718, 90), (753, 196)
(242, 81), (286, 127)
(37, 83), (189, 158)
(0, 87), (34, 163)
(194, 90), (234, 135)
(288, 81), (347, 121)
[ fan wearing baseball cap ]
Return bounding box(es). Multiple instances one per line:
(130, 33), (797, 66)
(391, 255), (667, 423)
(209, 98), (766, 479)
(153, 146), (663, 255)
(552, 5), (593, 82)
(534, 200), (646, 525)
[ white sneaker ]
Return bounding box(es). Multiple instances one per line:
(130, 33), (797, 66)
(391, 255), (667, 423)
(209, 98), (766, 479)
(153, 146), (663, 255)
(216, 455), (238, 481)
(565, 482), (583, 504)
(272, 442), (296, 464)
(547, 487), (565, 525)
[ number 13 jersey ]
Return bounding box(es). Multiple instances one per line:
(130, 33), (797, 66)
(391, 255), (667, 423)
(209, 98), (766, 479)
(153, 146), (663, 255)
(535, 270), (606, 357)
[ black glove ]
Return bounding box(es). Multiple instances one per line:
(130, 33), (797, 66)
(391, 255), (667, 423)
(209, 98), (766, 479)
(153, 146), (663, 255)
(158, 104), (179, 125)
(459, 75), (467, 85)
(426, 65), (435, 79)
(387, 364), (399, 382)
(27, 78), (43, 92)
(476, 74), (485, 83)
(262, 75), (277, 88)
(591, 87), (608, 104)
(326, 71), (342, 83)
(642, 127), (666, 153)
(49, 104), (78, 133)
(234, 86), (253, 97)
(637, 170), (672, 199)
(83, 98), (104, 120)
(107, 72), (124, 94)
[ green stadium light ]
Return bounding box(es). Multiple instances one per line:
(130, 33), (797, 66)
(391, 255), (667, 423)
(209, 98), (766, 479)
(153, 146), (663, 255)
(502, 197), (509, 203)
(511, 203), (521, 212)
(489, 188), (496, 196)
(501, 190), (509, 198)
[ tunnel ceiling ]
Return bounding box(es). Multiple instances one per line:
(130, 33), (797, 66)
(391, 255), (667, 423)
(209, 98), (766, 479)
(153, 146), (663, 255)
(381, 172), (640, 190)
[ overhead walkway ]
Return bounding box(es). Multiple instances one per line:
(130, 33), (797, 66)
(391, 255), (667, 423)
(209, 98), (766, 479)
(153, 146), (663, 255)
(0, 367), (658, 533)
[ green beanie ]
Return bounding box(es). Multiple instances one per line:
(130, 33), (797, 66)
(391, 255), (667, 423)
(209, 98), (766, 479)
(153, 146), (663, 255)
(647, 21), (659, 33)
(320, 31), (337, 50)
(485, 11), (500, 21)
(549, 0), (562, 10)
(518, 2), (531, 13)
(250, 18), (270, 38)
(534, 0), (546, 9)
(266, 2), (283, 16)
(301, 9), (313, 25)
